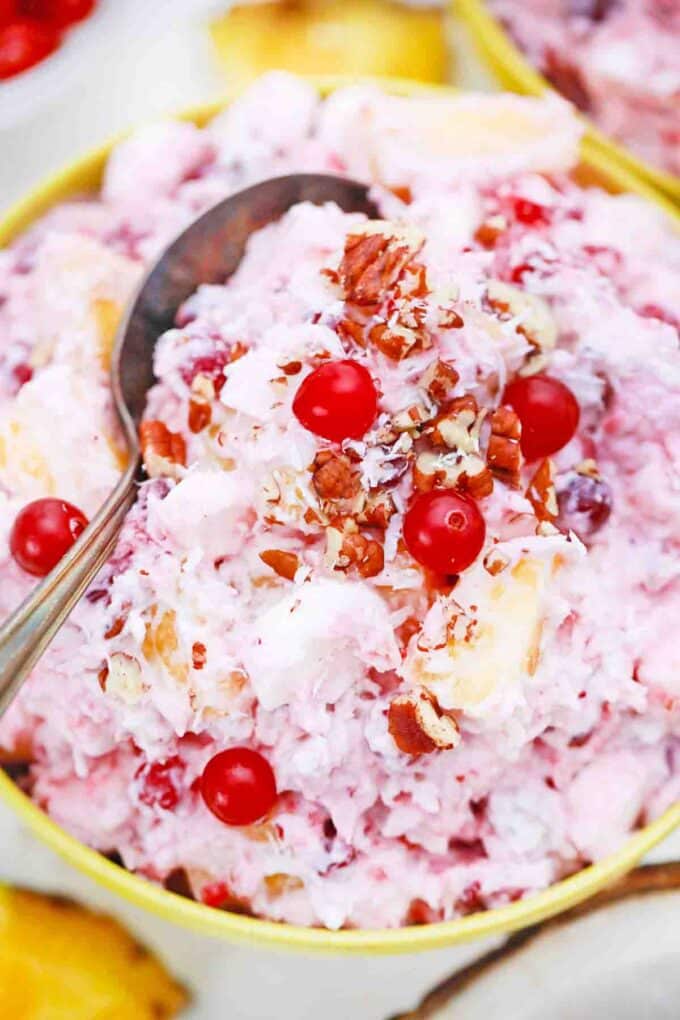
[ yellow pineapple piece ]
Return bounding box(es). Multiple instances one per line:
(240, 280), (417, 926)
(0, 886), (188, 1019)
(91, 297), (121, 373)
(410, 555), (553, 713)
(210, 0), (450, 85)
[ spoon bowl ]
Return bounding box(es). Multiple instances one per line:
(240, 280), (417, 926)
(0, 173), (377, 714)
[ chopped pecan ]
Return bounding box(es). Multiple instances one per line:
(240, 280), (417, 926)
(338, 228), (421, 306)
(419, 359), (460, 403)
(356, 490), (396, 529)
(104, 616), (125, 640)
(259, 549), (300, 581)
(526, 458), (558, 522)
(414, 449), (492, 498)
(483, 547), (511, 576)
(388, 688), (460, 755)
(487, 406), (523, 487)
(369, 320), (421, 361)
(188, 399), (211, 434)
(392, 402), (435, 434)
(139, 420), (186, 479)
(438, 308), (464, 329)
(457, 465), (494, 500)
(311, 450), (360, 501)
(474, 214), (507, 249)
(325, 518), (384, 578)
(278, 360), (302, 376)
(428, 395), (483, 452)
(336, 314), (367, 348)
(192, 641), (207, 670)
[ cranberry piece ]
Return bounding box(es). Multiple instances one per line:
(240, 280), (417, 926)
(503, 375), (580, 461)
(557, 473), (612, 539)
(568, 0), (615, 21)
(200, 881), (231, 908)
(137, 756), (184, 811)
(544, 49), (591, 111)
(403, 490), (486, 576)
(10, 498), (88, 576)
(512, 197), (548, 226)
(20, 0), (96, 26)
(201, 748), (277, 827)
(293, 359), (378, 442)
(12, 362), (33, 387)
(0, 17), (59, 77)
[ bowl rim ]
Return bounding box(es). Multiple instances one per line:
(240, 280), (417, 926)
(455, 0), (680, 201)
(1, 75), (679, 954)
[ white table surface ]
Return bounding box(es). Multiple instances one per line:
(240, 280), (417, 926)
(1, 7), (677, 1018)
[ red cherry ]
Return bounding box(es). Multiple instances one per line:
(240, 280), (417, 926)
(293, 359), (378, 442)
(403, 490), (486, 576)
(137, 756), (184, 811)
(10, 498), (88, 577)
(503, 375), (580, 462)
(20, 0), (96, 26)
(0, 18), (58, 78)
(201, 748), (277, 827)
(0, 0), (17, 26)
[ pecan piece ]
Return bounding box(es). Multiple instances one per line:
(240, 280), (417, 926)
(428, 395), (483, 451)
(419, 358), (460, 403)
(474, 214), (507, 249)
(526, 458), (558, 522)
(325, 518), (384, 578)
(139, 420), (186, 479)
(259, 549), (300, 581)
(188, 399), (211, 434)
(388, 689), (460, 755)
(487, 406), (523, 487)
(311, 450), (360, 501)
(339, 227), (422, 306)
(356, 490), (396, 529)
(192, 641), (207, 670)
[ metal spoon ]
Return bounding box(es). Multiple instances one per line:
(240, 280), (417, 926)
(0, 173), (377, 714)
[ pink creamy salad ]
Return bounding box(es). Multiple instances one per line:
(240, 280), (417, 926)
(0, 75), (679, 930)
(488, 0), (680, 177)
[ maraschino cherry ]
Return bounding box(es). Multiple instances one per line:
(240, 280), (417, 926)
(403, 490), (486, 576)
(201, 748), (277, 827)
(293, 359), (378, 442)
(503, 374), (580, 462)
(10, 498), (88, 577)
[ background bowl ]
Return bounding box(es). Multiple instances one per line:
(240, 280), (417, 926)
(456, 0), (680, 203)
(1, 77), (679, 954)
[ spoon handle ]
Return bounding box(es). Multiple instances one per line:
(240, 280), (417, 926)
(0, 463), (139, 715)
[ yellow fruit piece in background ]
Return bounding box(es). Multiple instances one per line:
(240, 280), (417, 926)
(0, 887), (188, 1019)
(211, 0), (450, 84)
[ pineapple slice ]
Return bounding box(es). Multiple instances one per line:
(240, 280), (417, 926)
(210, 0), (450, 84)
(0, 886), (188, 1019)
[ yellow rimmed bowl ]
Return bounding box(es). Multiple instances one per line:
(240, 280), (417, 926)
(456, 0), (680, 204)
(1, 77), (680, 954)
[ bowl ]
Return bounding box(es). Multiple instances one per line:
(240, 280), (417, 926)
(1, 77), (679, 954)
(455, 0), (680, 203)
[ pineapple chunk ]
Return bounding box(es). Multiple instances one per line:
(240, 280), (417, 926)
(0, 886), (188, 1019)
(210, 1), (450, 84)
(408, 552), (560, 715)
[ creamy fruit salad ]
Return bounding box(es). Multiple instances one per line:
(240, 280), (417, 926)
(0, 75), (679, 930)
(488, 0), (680, 177)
